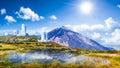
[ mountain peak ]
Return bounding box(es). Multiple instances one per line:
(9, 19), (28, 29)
(48, 26), (113, 50)
(60, 26), (68, 29)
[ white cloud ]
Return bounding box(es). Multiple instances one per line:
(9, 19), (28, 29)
(91, 24), (104, 30)
(5, 15), (16, 22)
(111, 29), (120, 42)
(0, 8), (6, 15)
(49, 15), (57, 20)
(117, 4), (120, 8)
(39, 16), (45, 20)
(28, 27), (51, 35)
(102, 29), (120, 43)
(64, 25), (72, 27)
(40, 27), (49, 32)
(104, 17), (118, 29)
(91, 32), (101, 39)
(64, 24), (104, 32)
(105, 32), (108, 35)
(65, 17), (120, 44)
(16, 7), (42, 21)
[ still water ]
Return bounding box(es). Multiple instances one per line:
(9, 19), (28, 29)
(1, 50), (110, 65)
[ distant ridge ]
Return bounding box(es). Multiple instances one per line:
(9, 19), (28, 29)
(48, 26), (113, 50)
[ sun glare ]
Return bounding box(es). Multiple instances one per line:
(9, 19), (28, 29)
(79, 1), (93, 14)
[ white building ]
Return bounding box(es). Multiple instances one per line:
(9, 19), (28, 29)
(40, 31), (48, 42)
(44, 32), (48, 42)
(21, 24), (26, 36)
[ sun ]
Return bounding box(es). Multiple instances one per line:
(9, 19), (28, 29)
(79, 1), (93, 14)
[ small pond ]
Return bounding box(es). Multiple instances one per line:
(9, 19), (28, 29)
(1, 49), (110, 66)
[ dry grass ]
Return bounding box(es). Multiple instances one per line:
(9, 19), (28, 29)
(0, 43), (120, 68)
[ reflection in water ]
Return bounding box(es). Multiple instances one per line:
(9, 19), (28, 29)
(6, 52), (53, 63)
(65, 55), (110, 65)
(3, 50), (110, 65)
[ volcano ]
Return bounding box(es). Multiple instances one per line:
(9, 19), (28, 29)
(48, 26), (113, 50)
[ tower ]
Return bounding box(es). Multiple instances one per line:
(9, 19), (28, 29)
(40, 31), (48, 42)
(41, 32), (44, 42)
(21, 24), (26, 36)
(44, 32), (48, 42)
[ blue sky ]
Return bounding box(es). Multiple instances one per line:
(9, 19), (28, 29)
(0, 0), (120, 46)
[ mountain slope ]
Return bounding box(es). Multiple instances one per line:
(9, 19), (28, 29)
(48, 26), (113, 50)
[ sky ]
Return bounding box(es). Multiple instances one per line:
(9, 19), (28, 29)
(0, 0), (120, 47)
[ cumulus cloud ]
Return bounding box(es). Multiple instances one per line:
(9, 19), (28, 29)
(39, 16), (45, 20)
(49, 15), (57, 20)
(65, 17), (120, 44)
(117, 4), (120, 8)
(0, 8), (6, 15)
(27, 27), (49, 35)
(65, 24), (104, 32)
(104, 17), (119, 29)
(91, 32), (101, 39)
(102, 29), (120, 43)
(68, 17), (119, 32)
(111, 29), (120, 43)
(5, 15), (16, 22)
(16, 7), (43, 21)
